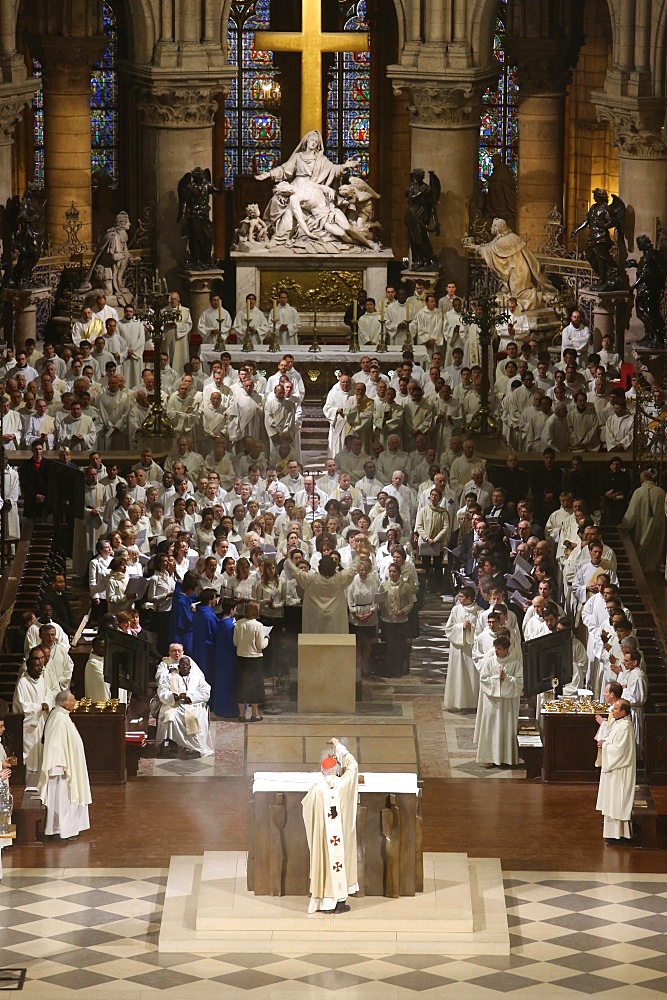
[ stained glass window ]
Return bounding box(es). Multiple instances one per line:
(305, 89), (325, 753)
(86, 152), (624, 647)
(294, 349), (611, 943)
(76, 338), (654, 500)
(326, 0), (370, 175)
(31, 2), (118, 188)
(91, 2), (118, 188)
(478, 0), (518, 190)
(224, 0), (282, 189)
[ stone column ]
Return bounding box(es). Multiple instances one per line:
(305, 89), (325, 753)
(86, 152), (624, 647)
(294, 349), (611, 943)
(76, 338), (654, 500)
(38, 38), (106, 245)
(387, 73), (492, 267)
(594, 98), (667, 242)
(135, 75), (232, 285)
(506, 44), (573, 248)
(0, 80), (36, 206)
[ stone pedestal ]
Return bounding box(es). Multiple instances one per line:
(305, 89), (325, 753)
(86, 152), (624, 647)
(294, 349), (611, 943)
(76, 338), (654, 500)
(297, 634), (356, 713)
(4, 286), (51, 351)
(179, 267), (224, 338)
(231, 248), (393, 317)
(578, 288), (632, 355)
(401, 267), (441, 291)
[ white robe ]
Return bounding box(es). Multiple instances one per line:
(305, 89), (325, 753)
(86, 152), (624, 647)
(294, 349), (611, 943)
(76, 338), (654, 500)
(156, 664), (214, 757)
(273, 304), (300, 345)
(290, 561), (358, 634)
(475, 650), (523, 766)
(118, 319), (146, 389)
(13, 673), (51, 773)
(443, 602), (480, 710)
(596, 714), (635, 839)
(323, 385), (352, 458)
(232, 306), (269, 346)
(302, 746), (359, 912)
(198, 305), (232, 345)
(162, 305), (192, 372)
(621, 482), (667, 575)
(38, 706), (92, 838)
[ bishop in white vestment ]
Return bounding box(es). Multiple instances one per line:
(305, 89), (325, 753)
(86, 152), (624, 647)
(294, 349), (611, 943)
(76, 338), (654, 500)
(302, 739), (359, 913)
(38, 690), (92, 840)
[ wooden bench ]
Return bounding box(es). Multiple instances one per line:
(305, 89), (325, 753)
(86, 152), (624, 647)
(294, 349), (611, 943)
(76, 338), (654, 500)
(632, 784), (659, 849)
(14, 789), (45, 846)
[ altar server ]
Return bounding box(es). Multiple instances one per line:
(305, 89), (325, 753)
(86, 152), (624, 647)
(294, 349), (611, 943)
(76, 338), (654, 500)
(596, 698), (636, 844)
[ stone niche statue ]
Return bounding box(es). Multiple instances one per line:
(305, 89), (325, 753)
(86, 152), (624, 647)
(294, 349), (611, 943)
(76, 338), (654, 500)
(478, 218), (555, 311)
(626, 234), (667, 346)
(404, 168), (441, 269)
(253, 130), (379, 251)
(5, 183), (46, 290)
(177, 166), (223, 269)
(571, 188), (628, 292)
(80, 210), (132, 304)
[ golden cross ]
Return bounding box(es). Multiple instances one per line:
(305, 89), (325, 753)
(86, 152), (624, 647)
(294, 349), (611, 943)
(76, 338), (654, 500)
(254, 0), (369, 138)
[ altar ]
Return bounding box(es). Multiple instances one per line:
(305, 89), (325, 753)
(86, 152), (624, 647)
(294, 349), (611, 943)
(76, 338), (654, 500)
(200, 344), (429, 401)
(231, 248), (395, 318)
(247, 770), (422, 898)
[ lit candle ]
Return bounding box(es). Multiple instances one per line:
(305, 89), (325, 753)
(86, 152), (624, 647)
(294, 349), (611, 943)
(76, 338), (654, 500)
(272, 298), (277, 323)
(218, 303), (222, 321)
(352, 299), (357, 323)
(246, 299), (251, 321)
(163, 278), (168, 293)
(380, 299), (384, 321)
(406, 301), (410, 323)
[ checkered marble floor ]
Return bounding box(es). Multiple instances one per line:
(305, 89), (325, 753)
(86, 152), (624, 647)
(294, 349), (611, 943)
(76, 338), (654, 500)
(2, 868), (667, 997)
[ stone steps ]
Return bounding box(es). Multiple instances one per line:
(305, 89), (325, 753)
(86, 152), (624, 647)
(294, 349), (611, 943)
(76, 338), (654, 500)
(159, 850), (509, 956)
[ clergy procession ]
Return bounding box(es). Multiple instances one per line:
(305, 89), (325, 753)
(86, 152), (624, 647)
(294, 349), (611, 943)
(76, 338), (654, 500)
(0, 268), (654, 865)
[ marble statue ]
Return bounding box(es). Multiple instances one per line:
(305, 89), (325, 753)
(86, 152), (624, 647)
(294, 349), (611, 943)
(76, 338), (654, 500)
(177, 167), (223, 269)
(571, 188), (628, 292)
(233, 204), (269, 248)
(6, 183), (46, 289)
(478, 218), (555, 311)
(338, 176), (381, 231)
(80, 211), (132, 304)
(254, 130), (378, 251)
(404, 168), (441, 270)
(627, 235), (667, 346)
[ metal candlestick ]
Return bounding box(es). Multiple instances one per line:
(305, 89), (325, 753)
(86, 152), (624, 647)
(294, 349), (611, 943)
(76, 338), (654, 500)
(400, 321), (413, 351)
(214, 318), (226, 352)
(377, 317), (388, 353)
(349, 320), (360, 353)
(140, 290), (178, 436)
(242, 317), (255, 352)
(461, 291), (510, 437)
(268, 319), (280, 352)
(309, 308), (322, 353)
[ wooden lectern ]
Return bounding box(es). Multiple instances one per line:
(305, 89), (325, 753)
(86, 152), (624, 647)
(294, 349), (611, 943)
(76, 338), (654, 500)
(247, 771), (422, 898)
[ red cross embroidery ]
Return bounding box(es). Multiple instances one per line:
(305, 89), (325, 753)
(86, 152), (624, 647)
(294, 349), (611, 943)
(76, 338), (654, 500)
(333, 862), (342, 872)
(330, 835), (340, 846)
(327, 811), (333, 819)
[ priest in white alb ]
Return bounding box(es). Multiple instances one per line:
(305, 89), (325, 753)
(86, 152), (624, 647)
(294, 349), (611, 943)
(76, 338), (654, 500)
(302, 737), (359, 913)
(13, 651), (52, 776)
(156, 656), (214, 759)
(38, 690), (92, 841)
(596, 698), (636, 844)
(232, 293), (268, 347)
(475, 635), (523, 768)
(273, 289), (300, 346)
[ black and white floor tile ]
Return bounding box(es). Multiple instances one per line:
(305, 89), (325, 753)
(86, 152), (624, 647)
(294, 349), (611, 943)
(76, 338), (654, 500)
(1, 869), (667, 997)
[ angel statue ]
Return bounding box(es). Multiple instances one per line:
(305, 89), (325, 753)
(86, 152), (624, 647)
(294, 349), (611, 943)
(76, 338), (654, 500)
(5, 183), (46, 289)
(338, 176), (381, 234)
(233, 204), (269, 247)
(626, 234), (667, 346)
(177, 167), (223, 269)
(404, 168), (441, 269)
(571, 188), (628, 292)
(80, 211), (132, 304)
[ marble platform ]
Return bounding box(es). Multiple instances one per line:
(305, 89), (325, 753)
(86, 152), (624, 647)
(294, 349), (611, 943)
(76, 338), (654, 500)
(159, 850), (510, 956)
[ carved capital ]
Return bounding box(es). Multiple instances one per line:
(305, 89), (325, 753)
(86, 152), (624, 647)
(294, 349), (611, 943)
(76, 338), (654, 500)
(391, 79), (487, 129)
(505, 39), (576, 97)
(594, 100), (667, 159)
(137, 85), (224, 128)
(39, 38), (107, 90)
(0, 83), (36, 142)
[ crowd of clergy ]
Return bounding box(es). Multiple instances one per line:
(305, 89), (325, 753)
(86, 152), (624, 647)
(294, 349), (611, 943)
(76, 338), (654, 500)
(0, 281), (655, 851)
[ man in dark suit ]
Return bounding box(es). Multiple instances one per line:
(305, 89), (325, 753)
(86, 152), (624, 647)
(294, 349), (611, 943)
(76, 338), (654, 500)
(19, 440), (52, 522)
